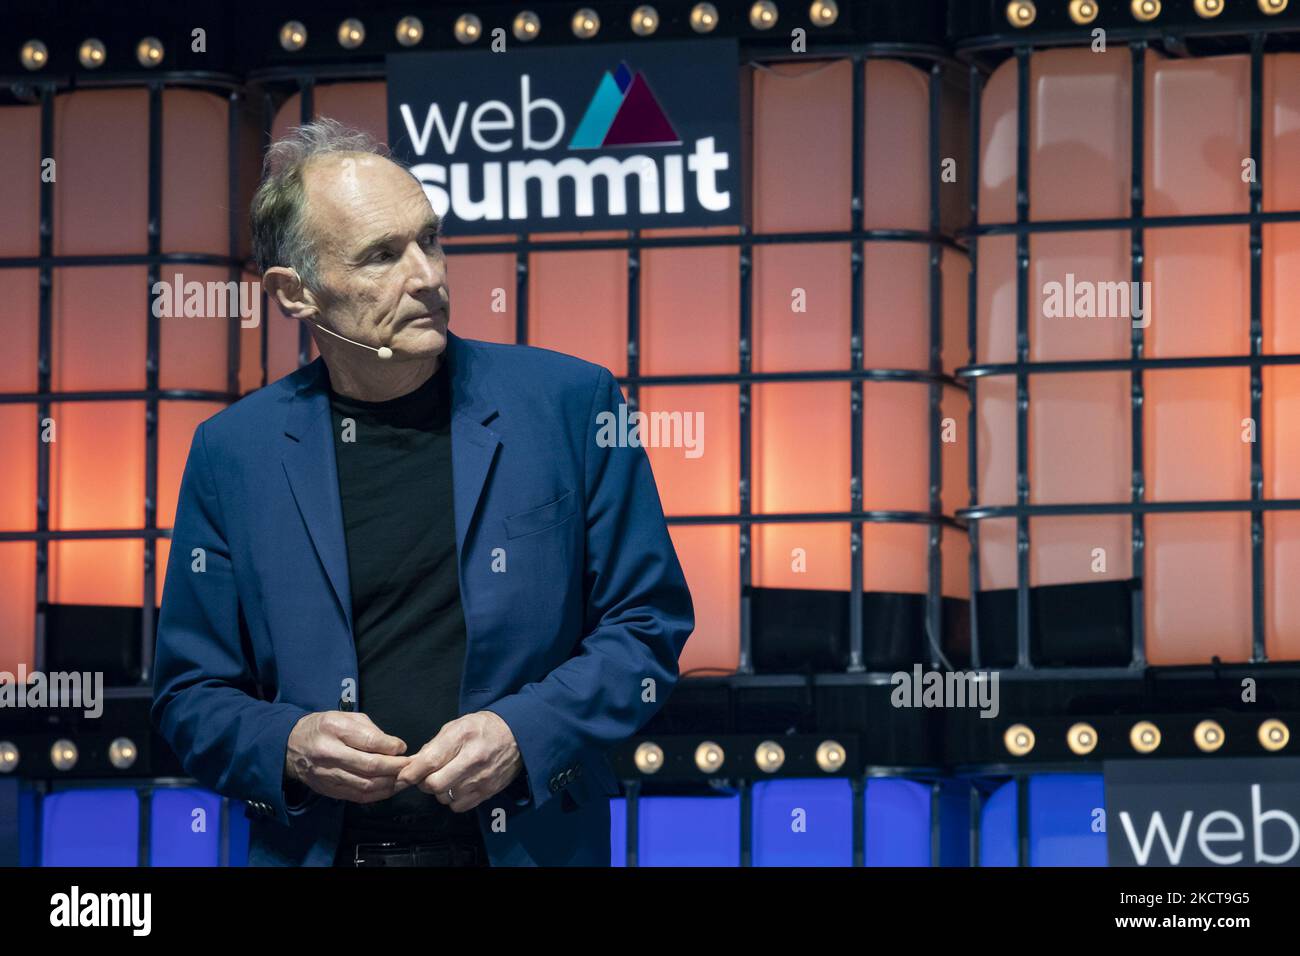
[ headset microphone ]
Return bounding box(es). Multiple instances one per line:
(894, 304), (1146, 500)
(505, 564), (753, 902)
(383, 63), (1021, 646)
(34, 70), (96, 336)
(312, 321), (393, 360)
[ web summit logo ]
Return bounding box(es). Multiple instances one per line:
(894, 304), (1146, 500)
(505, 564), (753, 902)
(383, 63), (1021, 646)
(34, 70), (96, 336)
(399, 59), (731, 225)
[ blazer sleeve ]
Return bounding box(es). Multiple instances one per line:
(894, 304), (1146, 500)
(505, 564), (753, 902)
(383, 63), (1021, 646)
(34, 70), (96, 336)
(149, 422), (315, 827)
(484, 367), (695, 812)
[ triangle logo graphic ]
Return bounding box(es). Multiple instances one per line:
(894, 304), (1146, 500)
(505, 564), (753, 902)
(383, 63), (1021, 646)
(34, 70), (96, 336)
(569, 62), (681, 150)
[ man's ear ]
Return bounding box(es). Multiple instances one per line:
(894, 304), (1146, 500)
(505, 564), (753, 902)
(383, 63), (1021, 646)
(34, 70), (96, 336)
(263, 267), (319, 322)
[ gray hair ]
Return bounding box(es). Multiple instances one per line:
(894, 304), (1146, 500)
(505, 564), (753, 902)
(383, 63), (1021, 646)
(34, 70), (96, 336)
(250, 117), (405, 290)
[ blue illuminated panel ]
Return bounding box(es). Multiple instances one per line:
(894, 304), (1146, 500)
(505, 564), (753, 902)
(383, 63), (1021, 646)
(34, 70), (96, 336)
(41, 788), (139, 867)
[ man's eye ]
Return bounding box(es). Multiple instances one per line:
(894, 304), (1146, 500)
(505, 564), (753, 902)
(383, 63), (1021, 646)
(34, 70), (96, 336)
(372, 249), (394, 262)
(420, 230), (442, 246)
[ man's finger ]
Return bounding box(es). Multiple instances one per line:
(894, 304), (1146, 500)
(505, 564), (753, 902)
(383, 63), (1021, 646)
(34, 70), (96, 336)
(332, 712), (407, 757)
(316, 738), (412, 779)
(315, 767), (405, 804)
(395, 729), (460, 787)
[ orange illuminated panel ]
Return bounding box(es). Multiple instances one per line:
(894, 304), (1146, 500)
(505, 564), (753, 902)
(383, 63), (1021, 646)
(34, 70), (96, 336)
(53, 267), (148, 392)
(49, 539), (144, 608)
(671, 524), (740, 676)
(640, 385), (737, 517)
(54, 90), (148, 256)
(640, 225), (739, 376)
(0, 543), (36, 672)
(0, 269), (38, 394)
(158, 402), (225, 530)
(158, 265), (239, 393)
(528, 232), (627, 374)
(442, 236), (517, 345)
(0, 405), (36, 533)
(863, 382), (928, 514)
(0, 103), (39, 257)
(1030, 516), (1132, 585)
(49, 401), (144, 532)
(160, 89), (230, 254)
(754, 523), (850, 592)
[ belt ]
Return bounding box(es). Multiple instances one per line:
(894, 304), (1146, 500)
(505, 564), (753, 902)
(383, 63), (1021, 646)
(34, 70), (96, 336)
(335, 836), (491, 868)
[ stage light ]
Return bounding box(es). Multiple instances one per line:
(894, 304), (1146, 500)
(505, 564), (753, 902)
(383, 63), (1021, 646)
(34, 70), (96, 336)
(136, 37), (164, 69)
(107, 737), (138, 770)
(1066, 722), (1097, 755)
(395, 16), (424, 46)
(1259, 718), (1290, 752)
(454, 14), (482, 44)
(690, 3), (720, 32)
(1259, 0), (1288, 13)
(694, 740), (724, 772)
(338, 19), (365, 50)
(755, 740), (785, 772)
(1068, 0), (1098, 25)
(1130, 721), (1161, 753)
(750, 1), (779, 29)
(572, 8), (601, 39)
(631, 5), (660, 35)
(20, 40), (48, 71)
(815, 740), (846, 772)
(1194, 719), (1225, 753)
(50, 739), (78, 771)
(0, 742), (17, 773)
(279, 21), (307, 52)
(78, 39), (106, 70)
(513, 11), (541, 42)
(1131, 0), (1161, 21)
(1004, 724), (1035, 756)
(810, 0), (838, 27)
(1006, 2), (1036, 27)
(634, 741), (664, 773)
(1193, 0), (1224, 17)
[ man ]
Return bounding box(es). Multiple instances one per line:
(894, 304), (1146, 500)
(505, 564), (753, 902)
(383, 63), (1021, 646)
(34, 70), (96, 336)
(150, 118), (694, 867)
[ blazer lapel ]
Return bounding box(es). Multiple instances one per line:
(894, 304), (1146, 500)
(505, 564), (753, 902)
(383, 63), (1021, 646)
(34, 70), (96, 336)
(280, 329), (501, 638)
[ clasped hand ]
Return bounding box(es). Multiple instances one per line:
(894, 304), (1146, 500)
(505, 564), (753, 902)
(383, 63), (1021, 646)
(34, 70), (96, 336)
(285, 709), (523, 813)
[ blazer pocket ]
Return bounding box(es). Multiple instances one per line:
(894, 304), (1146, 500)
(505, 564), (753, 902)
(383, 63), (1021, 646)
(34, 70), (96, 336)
(504, 488), (577, 539)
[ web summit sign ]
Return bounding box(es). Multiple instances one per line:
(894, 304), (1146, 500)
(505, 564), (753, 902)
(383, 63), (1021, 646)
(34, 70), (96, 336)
(386, 39), (741, 234)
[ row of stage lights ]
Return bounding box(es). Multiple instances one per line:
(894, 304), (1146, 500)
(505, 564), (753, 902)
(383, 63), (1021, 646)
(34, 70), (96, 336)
(1005, 718), (1291, 756)
(16, 2), (841, 72)
(0, 737), (137, 773)
(634, 739), (847, 774)
(1007, 0), (1288, 27)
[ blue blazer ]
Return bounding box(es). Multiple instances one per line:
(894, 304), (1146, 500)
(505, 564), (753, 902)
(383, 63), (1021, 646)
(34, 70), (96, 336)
(150, 329), (694, 866)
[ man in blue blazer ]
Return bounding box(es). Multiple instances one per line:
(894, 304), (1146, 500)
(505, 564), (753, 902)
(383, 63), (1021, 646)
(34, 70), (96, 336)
(150, 119), (694, 867)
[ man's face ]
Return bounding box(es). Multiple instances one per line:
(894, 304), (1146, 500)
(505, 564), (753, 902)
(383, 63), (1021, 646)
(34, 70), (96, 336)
(300, 153), (449, 359)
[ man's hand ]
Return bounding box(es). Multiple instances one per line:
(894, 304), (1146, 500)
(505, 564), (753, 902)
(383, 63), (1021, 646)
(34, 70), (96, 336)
(395, 711), (523, 813)
(285, 711), (412, 804)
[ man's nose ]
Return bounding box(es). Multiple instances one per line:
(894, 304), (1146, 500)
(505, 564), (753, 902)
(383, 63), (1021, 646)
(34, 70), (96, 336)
(403, 241), (442, 294)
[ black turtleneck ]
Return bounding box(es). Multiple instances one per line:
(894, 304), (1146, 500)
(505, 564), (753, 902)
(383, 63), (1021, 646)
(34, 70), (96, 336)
(326, 358), (483, 844)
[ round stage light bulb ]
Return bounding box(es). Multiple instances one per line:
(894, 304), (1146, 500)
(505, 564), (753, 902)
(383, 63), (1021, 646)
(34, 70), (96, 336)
(0, 741), (18, 773)
(338, 19), (365, 50)
(136, 37), (164, 68)
(1131, 0), (1161, 21)
(513, 11), (541, 42)
(631, 5), (659, 36)
(694, 741), (724, 772)
(634, 741), (664, 774)
(455, 14), (483, 44)
(1194, 719), (1225, 753)
(1068, 0), (1098, 25)
(1066, 722), (1097, 756)
(1004, 724), (1035, 756)
(280, 21), (307, 52)
(1259, 0), (1288, 13)
(51, 739), (78, 771)
(1130, 720), (1161, 754)
(78, 39), (106, 69)
(690, 3), (720, 33)
(755, 740), (785, 772)
(815, 740), (845, 772)
(396, 16), (424, 46)
(1193, 0), (1224, 17)
(572, 8), (600, 39)
(21, 40), (48, 71)
(1006, 2), (1036, 27)
(1259, 718), (1290, 752)
(810, 1), (839, 27)
(750, 1), (779, 29)
(109, 737), (138, 770)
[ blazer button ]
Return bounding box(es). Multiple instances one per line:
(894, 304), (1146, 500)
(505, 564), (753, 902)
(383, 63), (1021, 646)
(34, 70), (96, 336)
(549, 776), (560, 793)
